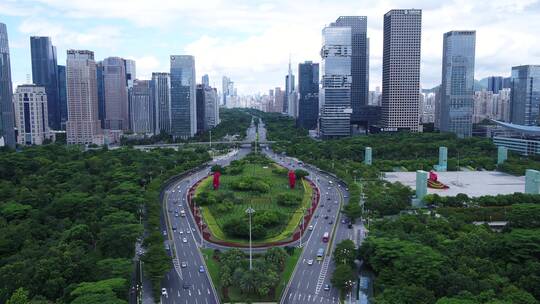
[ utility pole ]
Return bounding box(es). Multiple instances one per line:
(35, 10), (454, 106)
(245, 206), (255, 270)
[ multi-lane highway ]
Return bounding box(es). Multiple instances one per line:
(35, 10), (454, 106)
(158, 117), (359, 304)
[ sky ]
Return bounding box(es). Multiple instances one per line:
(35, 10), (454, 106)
(1, 0), (540, 94)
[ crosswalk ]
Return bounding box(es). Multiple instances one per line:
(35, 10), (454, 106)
(315, 257), (331, 294)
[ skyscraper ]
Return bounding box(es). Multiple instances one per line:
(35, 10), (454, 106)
(130, 80), (154, 134)
(274, 87), (284, 113)
(205, 87), (219, 129)
(152, 72), (171, 134)
(319, 25), (352, 138)
(102, 57), (129, 130)
(284, 60), (295, 115)
(13, 84), (51, 145)
(202, 74), (209, 87)
(57, 65), (67, 130)
(222, 76), (234, 106)
(30, 36), (61, 130)
(440, 30), (476, 138)
(297, 61), (319, 130)
(66, 50), (101, 145)
(96, 61), (106, 128)
(124, 59), (136, 88)
(381, 9), (422, 132)
(510, 65), (540, 126)
(0, 23), (15, 148)
(331, 16), (369, 124)
(487, 76), (504, 94)
(196, 84), (206, 133)
(170, 55), (196, 139)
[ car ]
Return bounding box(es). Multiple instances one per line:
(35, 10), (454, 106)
(161, 288), (168, 297)
(163, 230), (167, 236)
(321, 203), (325, 207)
(182, 283), (191, 289)
(327, 208), (331, 212)
(325, 192), (329, 195)
(327, 187), (331, 190)
(341, 219), (346, 224)
(324, 284), (330, 291)
(344, 195), (348, 198)
(307, 259), (314, 265)
(174, 213), (179, 217)
(346, 188), (349, 191)
(181, 261), (187, 268)
(164, 243), (170, 250)
(348, 224), (353, 229)
(186, 230), (191, 234)
(327, 197), (331, 201)
(182, 238), (187, 243)
(329, 220), (333, 224)
(308, 225), (314, 231)
(199, 265), (205, 273)
(334, 200), (338, 204)
(179, 230), (183, 234)
(324, 215), (329, 220)
(172, 225), (177, 231)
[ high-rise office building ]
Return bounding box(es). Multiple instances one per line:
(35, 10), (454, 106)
(274, 87), (284, 113)
(57, 65), (67, 130)
(66, 50), (101, 145)
(130, 80), (154, 134)
(205, 87), (219, 129)
(331, 16), (369, 124)
(297, 61), (319, 129)
(170, 55), (196, 139)
(152, 72), (171, 134)
(319, 25), (352, 138)
(487, 76), (504, 94)
(284, 60), (295, 115)
(96, 61), (105, 128)
(440, 30), (476, 138)
(124, 59), (136, 88)
(13, 84), (51, 145)
(510, 65), (540, 126)
(202, 74), (209, 87)
(381, 9), (422, 132)
(102, 57), (129, 130)
(30, 36), (61, 130)
(222, 76), (234, 106)
(0, 23), (15, 148)
(196, 84), (206, 133)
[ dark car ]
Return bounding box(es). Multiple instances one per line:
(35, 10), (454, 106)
(329, 220), (333, 224)
(324, 215), (329, 220)
(327, 208), (331, 212)
(183, 283), (191, 289)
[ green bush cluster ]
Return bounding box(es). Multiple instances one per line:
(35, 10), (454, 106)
(231, 176), (270, 193)
(276, 193), (301, 207)
(222, 210), (283, 240)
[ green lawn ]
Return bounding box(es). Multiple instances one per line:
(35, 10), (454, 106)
(196, 161), (312, 244)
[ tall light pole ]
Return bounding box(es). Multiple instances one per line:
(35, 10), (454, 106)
(245, 206), (255, 270)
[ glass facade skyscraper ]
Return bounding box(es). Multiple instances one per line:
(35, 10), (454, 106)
(0, 23), (15, 148)
(102, 57), (129, 130)
(297, 61), (319, 130)
(130, 80), (154, 134)
(319, 26), (352, 138)
(440, 30), (476, 138)
(510, 65), (540, 126)
(332, 16), (369, 124)
(170, 55), (196, 139)
(381, 9), (422, 132)
(30, 37), (61, 130)
(152, 72), (171, 134)
(488, 76), (504, 94)
(57, 65), (68, 130)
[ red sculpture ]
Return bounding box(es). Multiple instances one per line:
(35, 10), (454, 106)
(288, 170), (296, 189)
(213, 171), (221, 190)
(427, 171), (449, 189)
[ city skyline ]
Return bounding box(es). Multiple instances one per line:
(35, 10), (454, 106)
(2, 0), (540, 94)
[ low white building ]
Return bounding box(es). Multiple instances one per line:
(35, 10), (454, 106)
(13, 84), (52, 145)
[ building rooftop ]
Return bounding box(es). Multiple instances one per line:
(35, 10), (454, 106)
(384, 171), (525, 197)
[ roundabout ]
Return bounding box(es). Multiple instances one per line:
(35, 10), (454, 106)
(187, 153), (320, 248)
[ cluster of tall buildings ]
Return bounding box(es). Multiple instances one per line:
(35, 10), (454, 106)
(0, 22), (220, 147)
(259, 10), (539, 140)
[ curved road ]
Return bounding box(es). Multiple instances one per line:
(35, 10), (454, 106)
(159, 118), (358, 304)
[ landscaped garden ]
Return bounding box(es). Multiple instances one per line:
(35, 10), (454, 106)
(193, 153), (314, 245)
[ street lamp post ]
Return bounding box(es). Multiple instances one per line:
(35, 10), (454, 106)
(245, 206), (255, 270)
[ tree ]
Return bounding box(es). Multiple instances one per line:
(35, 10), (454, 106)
(211, 165), (223, 173)
(343, 203), (362, 223)
(6, 288), (30, 304)
(331, 264), (355, 293)
(294, 169), (309, 179)
(264, 247), (288, 270)
(333, 240), (356, 266)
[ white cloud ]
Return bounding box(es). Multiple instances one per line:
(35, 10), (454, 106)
(3, 0), (540, 93)
(126, 56), (164, 80)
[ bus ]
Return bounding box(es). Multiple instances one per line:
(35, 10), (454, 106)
(322, 232), (329, 243)
(316, 248), (324, 261)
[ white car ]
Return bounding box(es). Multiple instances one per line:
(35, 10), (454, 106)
(308, 225), (314, 231)
(179, 230), (184, 234)
(181, 261), (187, 268)
(307, 259), (314, 265)
(161, 288), (168, 298)
(182, 237), (188, 243)
(187, 230), (191, 234)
